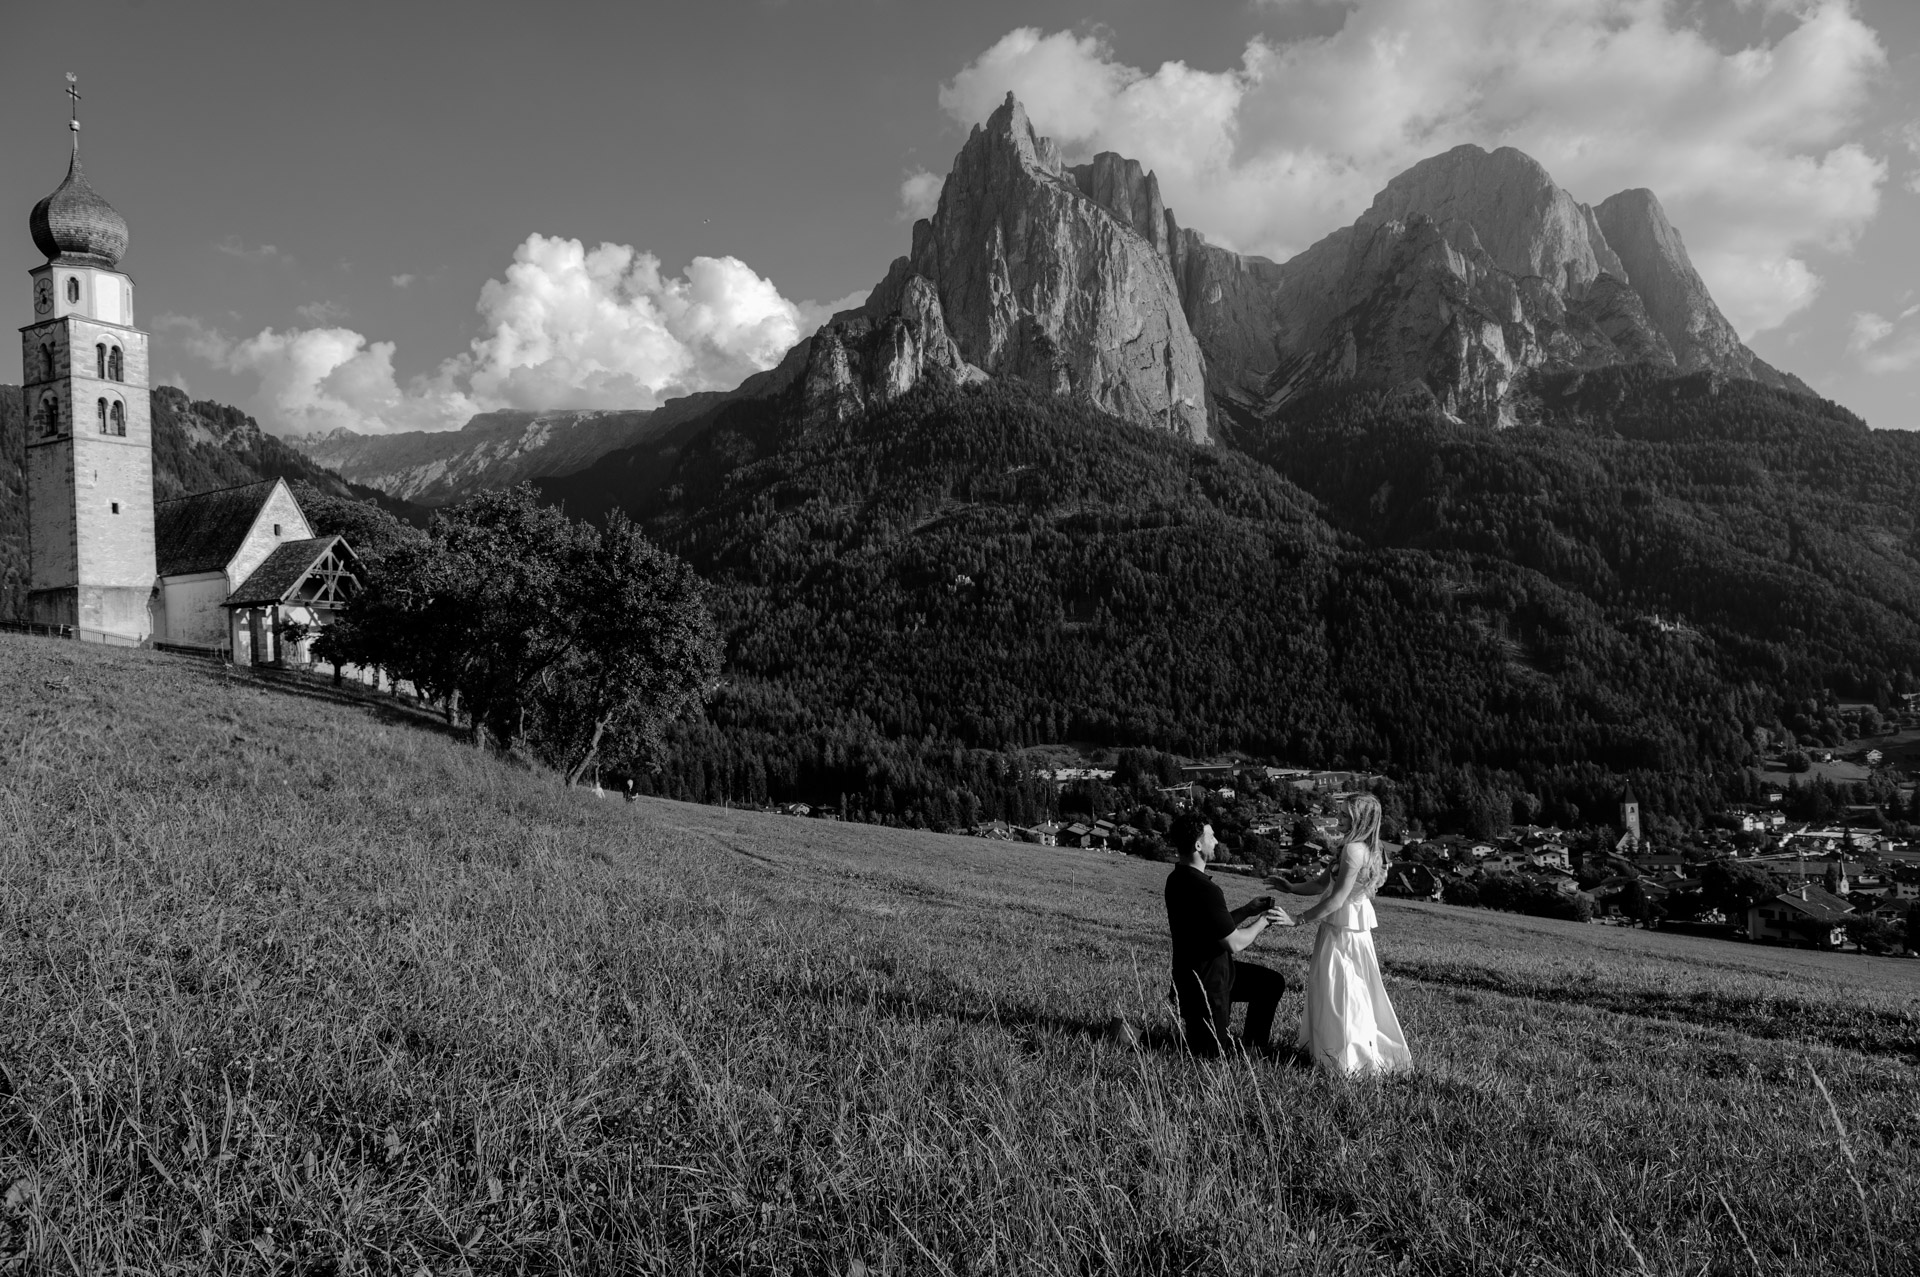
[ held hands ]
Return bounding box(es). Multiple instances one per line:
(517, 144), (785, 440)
(1246, 894), (1294, 927)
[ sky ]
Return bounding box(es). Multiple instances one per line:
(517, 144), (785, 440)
(5, 0), (1918, 435)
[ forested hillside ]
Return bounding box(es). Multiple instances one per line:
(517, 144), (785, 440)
(541, 376), (1873, 834)
(1243, 369), (1920, 699)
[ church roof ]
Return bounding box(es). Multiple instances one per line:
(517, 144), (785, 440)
(226, 536), (355, 607)
(154, 480), (279, 577)
(30, 146), (128, 268)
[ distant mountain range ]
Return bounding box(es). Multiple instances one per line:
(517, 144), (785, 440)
(298, 93), (1810, 507)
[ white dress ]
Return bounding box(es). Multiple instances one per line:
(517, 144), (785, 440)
(1298, 852), (1412, 1077)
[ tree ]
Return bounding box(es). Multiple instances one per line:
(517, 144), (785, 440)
(1845, 914), (1902, 955)
(339, 488), (719, 776)
(1700, 860), (1783, 918)
(524, 512), (722, 786)
(289, 482), (426, 564)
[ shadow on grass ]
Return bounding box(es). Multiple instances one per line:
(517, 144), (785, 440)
(218, 663), (474, 744)
(780, 970), (1313, 1067)
(1392, 957), (1920, 1063)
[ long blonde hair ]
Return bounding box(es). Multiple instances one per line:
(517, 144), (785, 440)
(1344, 794), (1387, 897)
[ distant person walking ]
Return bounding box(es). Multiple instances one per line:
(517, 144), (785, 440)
(1275, 794), (1412, 1076)
(1163, 813), (1292, 1057)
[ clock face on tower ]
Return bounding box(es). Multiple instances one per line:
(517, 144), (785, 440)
(33, 277), (53, 316)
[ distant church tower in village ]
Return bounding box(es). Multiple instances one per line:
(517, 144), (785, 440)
(20, 75), (156, 642)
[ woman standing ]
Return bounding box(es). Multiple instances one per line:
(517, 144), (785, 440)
(1275, 795), (1412, 1076)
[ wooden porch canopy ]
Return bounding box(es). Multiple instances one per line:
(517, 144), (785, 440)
(225, 535), (363, 612)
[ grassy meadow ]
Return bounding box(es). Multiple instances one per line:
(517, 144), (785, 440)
(2, 633), (1917, 1274)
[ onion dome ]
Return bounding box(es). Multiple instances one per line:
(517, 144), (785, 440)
(30, 145), (128, 267)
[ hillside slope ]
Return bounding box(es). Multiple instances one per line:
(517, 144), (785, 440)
(539, 377), (1895, 832)
(3, 633), (1913, 1272)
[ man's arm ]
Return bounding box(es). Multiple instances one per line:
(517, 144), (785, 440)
(1229, 894), (1276, 923)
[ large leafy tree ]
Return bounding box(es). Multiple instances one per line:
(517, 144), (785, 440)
(334, 487), (719, 779)
(1699, 860), (1784, 918)
(526, 512), (721, 786)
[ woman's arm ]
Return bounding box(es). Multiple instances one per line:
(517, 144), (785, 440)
(1276, 869), (1332, 896)
(1291, 843), (1367, 927)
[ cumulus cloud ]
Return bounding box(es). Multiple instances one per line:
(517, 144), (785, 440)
(390, 273), (416, 289)
(175, 234), (864, 436)
(940, 1), (1889, 337)
(898, 169), (944, 221)
(1850, 306), (1920, 375)
(1902, 122), (1920, 194)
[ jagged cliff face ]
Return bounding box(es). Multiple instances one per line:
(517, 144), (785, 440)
(827, 98), (1796, 441)
(1148, 143), (1800, 423)
(806, 95), (1209, 442)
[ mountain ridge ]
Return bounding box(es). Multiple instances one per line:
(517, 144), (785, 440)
(293, 98), (1823, 505)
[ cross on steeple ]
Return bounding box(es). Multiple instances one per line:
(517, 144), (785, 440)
(65, 72), (81, 135)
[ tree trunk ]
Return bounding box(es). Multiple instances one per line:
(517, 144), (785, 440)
(567, 715), (613, 788)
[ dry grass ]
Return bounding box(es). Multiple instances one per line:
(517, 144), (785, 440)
(1, 633), (1916, 1274)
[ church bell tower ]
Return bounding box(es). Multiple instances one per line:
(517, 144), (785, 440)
(20, 75), (155, 641)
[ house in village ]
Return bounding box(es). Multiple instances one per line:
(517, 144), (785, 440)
(1382, 865), (1443, 901)
(1747, 885), (1853, 947)
(152, 478), (362, 665)
(1529, 845), (1572, 872)
(1024, 821), (1062, 848)
(1180, 762), (1238, 784)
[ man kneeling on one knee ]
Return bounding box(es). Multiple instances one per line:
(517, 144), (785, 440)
(1163, 812), (1294, 1057)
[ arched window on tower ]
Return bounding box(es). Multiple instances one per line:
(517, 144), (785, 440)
(65, 277), (79, 303)
(108, 347), (123, 382)
(110, 401), (126, 437)
(96, 344), (106, 378)
(39, 343), (54, 383)
(38, 396), (61, 438)
(97, 398), (108, 433)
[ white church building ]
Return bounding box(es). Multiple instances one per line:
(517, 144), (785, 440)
(18, 84), (361, 663)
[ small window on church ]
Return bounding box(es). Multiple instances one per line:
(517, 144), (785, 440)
(108, 347), (124, 382)
(97, 398), (107, 433)
(273, 523), (282, 536)
(65, 277), (79, 303)
(96, 344), (106, 378)
(110, 401), (126, 436)
(40, 344), (54, 383)
(111, 502), (120, 515)
(38, 397), (60, 437)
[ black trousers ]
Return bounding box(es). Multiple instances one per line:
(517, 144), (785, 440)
(1173, 959), (1286, 1057)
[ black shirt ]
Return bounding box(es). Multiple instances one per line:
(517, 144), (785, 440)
(1165, 863), (1238, 975)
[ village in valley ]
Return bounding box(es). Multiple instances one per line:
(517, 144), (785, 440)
(887, 736), (1920, 956)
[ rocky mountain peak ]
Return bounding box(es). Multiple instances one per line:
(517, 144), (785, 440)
(1590, 187), (1783, 384)
(1357, 144), (1626, 295)
(794, 97), (1806, 441)
(805, 92), (1210, 441)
